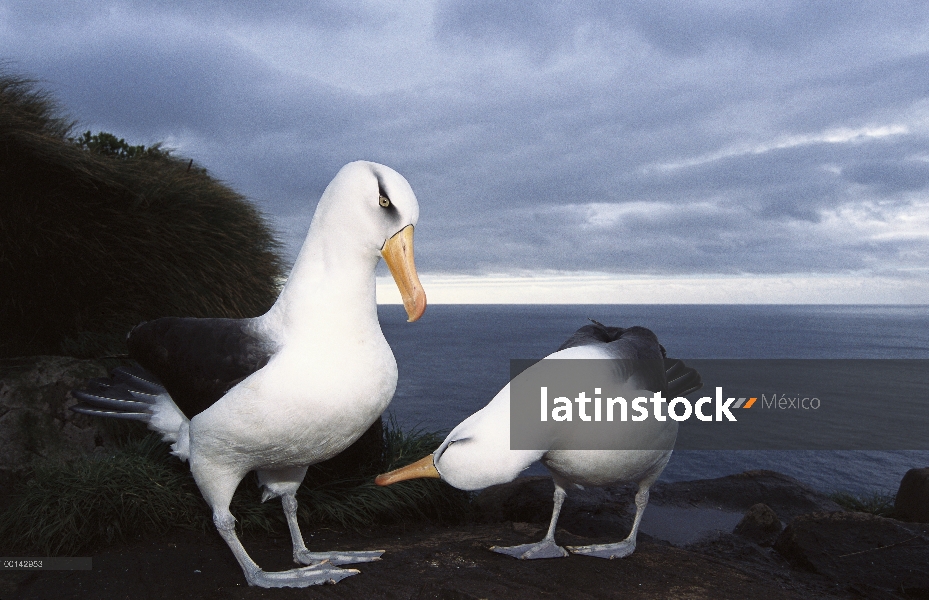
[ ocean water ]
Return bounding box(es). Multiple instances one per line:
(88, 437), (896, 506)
(378, 304), (929, 495)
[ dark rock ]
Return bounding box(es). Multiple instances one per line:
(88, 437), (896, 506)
(651, 470), (844, 519)
(895, 467), (929, 523)
(556, 486), (633, 539)
(473, 476), (633, 539)
(734, 503), (783, 546)
(474, 470), (845, 547)
(416, 582), (485, 600)
(0, 356), (119, 473)
(688, 530), (778, 565)
(473, 476), (558, 524)
(774, 511), (929, 595)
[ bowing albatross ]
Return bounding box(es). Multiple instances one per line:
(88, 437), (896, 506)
(72, 161), (426, 588)
(376, 322), (701, 560)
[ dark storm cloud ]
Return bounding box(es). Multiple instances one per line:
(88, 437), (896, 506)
(4, 0), (373, 29)
(2, 0), (927, 284)
(438, 0), (926, 58)
(40, 40), (363, 142)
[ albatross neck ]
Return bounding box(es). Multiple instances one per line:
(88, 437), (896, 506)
(261, 231), (383, 344)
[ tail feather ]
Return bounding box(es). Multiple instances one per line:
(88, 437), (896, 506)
(95, 380), (162, 403)
(111, 366), (165, 396)
(71, 389), (153, 413)
(71, 372), (164, 417)
(70, 364), (190, 461)
(665, 358), (703, 398)
(70, 405), (152, 421)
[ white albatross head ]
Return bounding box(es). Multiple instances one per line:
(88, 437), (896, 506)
(373, 383), (544, 491)
(286, 160), (426, 322)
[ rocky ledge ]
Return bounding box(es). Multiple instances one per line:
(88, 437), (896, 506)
(4, 469), (929, 599)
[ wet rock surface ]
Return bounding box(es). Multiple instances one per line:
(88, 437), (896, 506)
(649, 470), (844, 519)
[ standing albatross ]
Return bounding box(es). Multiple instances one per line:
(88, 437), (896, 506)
(376, 322), (701, 560)
(72, 160), (426, 588)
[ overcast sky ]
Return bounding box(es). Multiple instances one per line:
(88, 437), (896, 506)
(3, 1), (928, 302)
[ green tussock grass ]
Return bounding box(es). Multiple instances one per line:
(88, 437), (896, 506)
(0, 68), (283, 358)
(0, 422), (467, 556)
(829, 490), (897, 518)
(0, 435), (207, 555)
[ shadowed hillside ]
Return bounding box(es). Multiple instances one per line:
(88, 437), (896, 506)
(0, 71), (284, 358)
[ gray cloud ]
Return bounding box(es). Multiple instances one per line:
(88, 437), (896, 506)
(2, 0), (927, 285)
(5, 0), (374, 29)
(844, 160), (929, 194)
(438, 0), (927, 60)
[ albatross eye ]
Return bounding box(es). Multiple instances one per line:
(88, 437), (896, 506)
(379, 195), (391, 208)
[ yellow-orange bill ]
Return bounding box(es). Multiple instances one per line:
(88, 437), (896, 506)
(381, 225), (426, 322)
(375, 454), (439, 486)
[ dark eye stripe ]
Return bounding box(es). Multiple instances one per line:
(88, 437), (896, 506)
(377, 178), (392, 208)
(375, 175), (397, 213)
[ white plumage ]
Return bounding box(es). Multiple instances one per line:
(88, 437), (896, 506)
(73, 161), (426, 587)
(376, 323), (700, 560)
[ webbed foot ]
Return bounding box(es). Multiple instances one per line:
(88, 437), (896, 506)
(566, 539), (636, 559)
(245, 562), (359, 588)
(294, 549), (384, 566)
(490, 539), (569, 560)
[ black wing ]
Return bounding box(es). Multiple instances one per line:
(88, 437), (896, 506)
(127, 317), (274, 420)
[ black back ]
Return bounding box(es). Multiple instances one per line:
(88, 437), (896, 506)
(558, 322), (665, 357)
(558, 321), (702, 398)
(127, 317), (274, 419)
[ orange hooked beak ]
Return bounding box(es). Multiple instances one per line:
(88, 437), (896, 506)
(375, 454), (440, 486)
(381, 225), (426, 322)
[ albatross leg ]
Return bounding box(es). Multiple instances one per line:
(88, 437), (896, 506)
(283, 493), (384, 566)
(490, 480), (569, 559)
(213, 509), (357, 587)
(257, 467), (384, 567)
(195, 463), (358, 588)
(567, 475), (657, 559)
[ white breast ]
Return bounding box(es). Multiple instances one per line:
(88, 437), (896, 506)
(190, 332), (397, 471)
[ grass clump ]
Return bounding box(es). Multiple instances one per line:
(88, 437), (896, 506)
(830, 490), (897, 518)
(0, 421), (468, 556)
(0, 69), (283, 358)
(0, 435), (207, 556)
(295, 422), (467, 530)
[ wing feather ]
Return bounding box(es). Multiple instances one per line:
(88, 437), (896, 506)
(127, 317), (274, 419)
